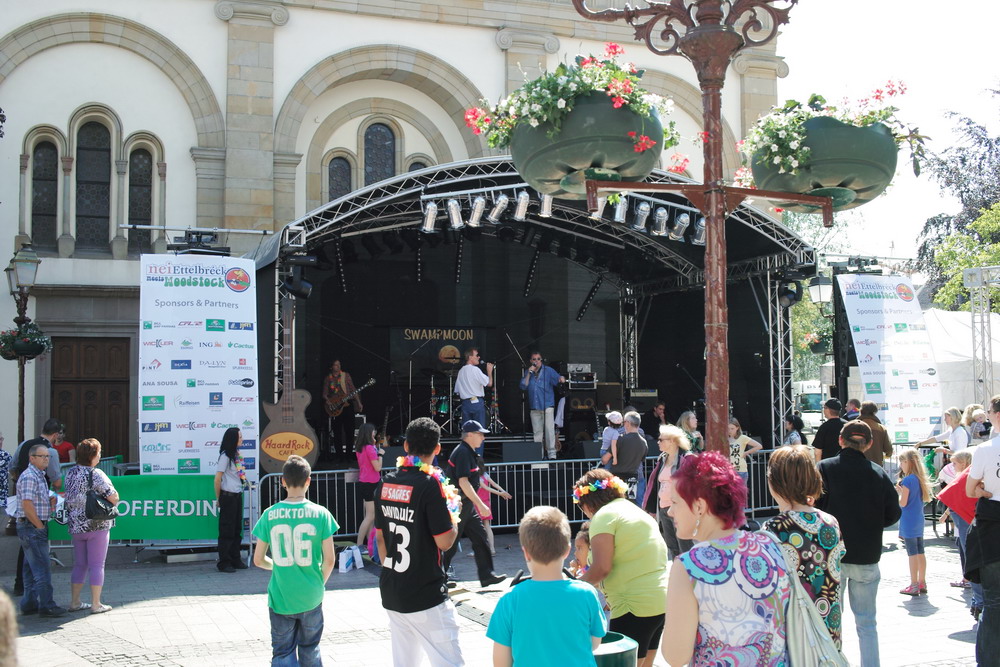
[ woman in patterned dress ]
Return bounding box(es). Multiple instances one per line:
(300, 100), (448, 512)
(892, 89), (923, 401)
(764, 445), (846, 647)
(661, 451), (791, 666)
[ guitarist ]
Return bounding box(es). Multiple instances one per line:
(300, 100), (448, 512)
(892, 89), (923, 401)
(322, 360), (363, 460)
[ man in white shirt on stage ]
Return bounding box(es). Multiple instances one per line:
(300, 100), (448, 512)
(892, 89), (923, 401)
(455, 348), (493, 447)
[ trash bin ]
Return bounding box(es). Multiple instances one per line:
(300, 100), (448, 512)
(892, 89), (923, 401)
(594, 631), (638, 667)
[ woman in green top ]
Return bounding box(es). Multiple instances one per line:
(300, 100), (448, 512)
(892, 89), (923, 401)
(677, 411), (705, 452)
(575, 468), (668, 667)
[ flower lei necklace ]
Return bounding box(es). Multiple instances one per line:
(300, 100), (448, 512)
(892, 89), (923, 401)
(572, 475), (629, 503)
(234, 453), (249, 490)
(397, 455), (462, 524)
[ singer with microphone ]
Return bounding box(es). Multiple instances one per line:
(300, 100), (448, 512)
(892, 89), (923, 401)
(456, 348), (493, 450)
(519, 351), (566, 460)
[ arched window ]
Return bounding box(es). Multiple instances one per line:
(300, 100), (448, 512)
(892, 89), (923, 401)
(31, 141), (59, 251)
(128, 148), (153, 254)
(409, 161), (428, 172)
(364, 123), (395, 186)
(328, 157), (352, 201)
(75, 121), (111, 250)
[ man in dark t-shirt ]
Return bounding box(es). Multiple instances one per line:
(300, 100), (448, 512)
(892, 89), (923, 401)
(375, 417), (462, 665)
(813, 399), (846, 461)
(441, 420), (507, 588)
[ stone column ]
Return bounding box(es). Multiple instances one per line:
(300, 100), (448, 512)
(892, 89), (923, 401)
(154, 162), (168, 254)
(111, 159), (129, 259)
(58, 156), (75, 258)
(495, 28), (560, 96)
(16, 154), (30, 248)
(273, 152), (302, 227)
(190, 147), (226, 229)
(732, 47), (788, 138)
(215, 1), (288, 231)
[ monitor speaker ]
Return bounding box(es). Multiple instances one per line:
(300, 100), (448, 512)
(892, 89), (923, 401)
(502, 441), (543, 462)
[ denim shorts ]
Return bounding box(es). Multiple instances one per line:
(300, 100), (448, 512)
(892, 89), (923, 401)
(903, 536), (925, 556)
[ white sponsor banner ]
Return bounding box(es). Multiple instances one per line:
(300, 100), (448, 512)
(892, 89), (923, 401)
(138, 255), (260, 480)
(837, 274), (943, 444)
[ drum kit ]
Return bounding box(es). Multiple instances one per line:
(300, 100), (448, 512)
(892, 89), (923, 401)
(422, 363), (504, 435)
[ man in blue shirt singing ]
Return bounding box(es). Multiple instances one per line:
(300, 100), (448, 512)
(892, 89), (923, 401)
(519, 352), (565, 459)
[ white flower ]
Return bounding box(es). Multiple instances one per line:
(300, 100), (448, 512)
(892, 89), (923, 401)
(771, 144), (779, 152)
(773, 156), (781, 164)
(789, 140), (800, 149)
(557, 99), (566, 109)
(778, 130), (786, 138)
(558, 76), (568, 85)
(531, 103), (542, 112)
(790, 158), (799, 168)
(529, 118), (539, 127)
(569, 83), (577, 91)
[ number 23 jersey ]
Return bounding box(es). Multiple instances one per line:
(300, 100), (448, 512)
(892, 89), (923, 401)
(376, 466), (454, 613)
(251, 499), (339, 615)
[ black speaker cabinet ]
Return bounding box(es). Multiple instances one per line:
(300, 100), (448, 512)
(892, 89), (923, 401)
(596, 382), (623, 412)
(503, 441), (543, 462)
(568, 389), (597, 412)
(382, 445), (406, 468)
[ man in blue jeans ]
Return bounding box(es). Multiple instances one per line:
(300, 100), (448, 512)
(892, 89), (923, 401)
(817, 420), (900, 667)
(519, 351), (565, 459)
(15, 443), (65, 617)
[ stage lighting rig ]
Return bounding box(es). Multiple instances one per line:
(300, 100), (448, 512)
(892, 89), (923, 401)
(613, 197), (627, 224)
(692, 217), (706, 246)
(777, 281), (802, 308)
(576, 275), (604, 321)
(513, 191), (530, 222)
(420, 202), (438, 234)
(468, 196), (486, 228)
(668, 213), (690, 242)
(589, 196), (607, 221)
(650, 207), (669, 236)
(167, 229), (230, 256)
(447, 199), (465, 230)
(630, 201), (651, 232)
(539, 194), (554, 218)
(486, 194), (509, 224)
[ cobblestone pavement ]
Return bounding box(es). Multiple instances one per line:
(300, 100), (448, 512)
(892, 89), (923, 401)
(6, 526), (981, 666)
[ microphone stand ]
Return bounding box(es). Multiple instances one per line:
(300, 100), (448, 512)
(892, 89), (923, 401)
(503, 330), (529, 441)
(407, 337), (433, 425)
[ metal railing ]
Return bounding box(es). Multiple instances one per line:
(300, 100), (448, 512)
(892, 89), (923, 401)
(58, 455), (120, 479)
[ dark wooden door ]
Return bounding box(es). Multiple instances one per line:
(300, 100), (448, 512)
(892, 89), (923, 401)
(50, 338), (130, 461)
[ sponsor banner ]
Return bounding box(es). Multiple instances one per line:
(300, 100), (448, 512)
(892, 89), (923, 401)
(139, 255), (259, 480)
(49, 475), (225, 541)
(837, 275), (942, 443)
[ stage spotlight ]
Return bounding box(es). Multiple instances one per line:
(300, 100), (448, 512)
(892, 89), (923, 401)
(447, 199), (465, 230)
(576, 275), (604, 321)
(361, 234), (383, 259)
(630, 201), (651, 232)
(691, 217), (706, 246)
(282, 265), (313, 300)
(382, 231), (404, 254)
(613, 197), (627, 224)
(778, 281), (802, 308)
(421, 202), (439, 234)
(668, 213), (690, 242)
(539, 194), (554, 218)
(468, 196), (486, 227)
(524, 249), (541, 297)
(650, 207), (669, 236)
(589, 196), (607, 220)
(487, 194), (509, 224)
(513, 191), (530, 222)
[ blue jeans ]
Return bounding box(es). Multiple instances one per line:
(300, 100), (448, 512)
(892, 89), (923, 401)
(460, 398), (486, 454)
(952, 514), (984, 607)
(269, 604), (324, 666)
(17, 522), (56, 613)
(841, 562), (881, 667)
(979, 559), (1000, 664)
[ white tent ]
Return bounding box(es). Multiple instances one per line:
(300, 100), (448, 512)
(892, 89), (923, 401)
(923, 308), (1000, 411)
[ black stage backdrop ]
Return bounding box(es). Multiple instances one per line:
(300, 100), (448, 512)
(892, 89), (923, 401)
(255, 236), (776, 447)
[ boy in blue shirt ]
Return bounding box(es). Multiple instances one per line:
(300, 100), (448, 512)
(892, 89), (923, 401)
(487, 506), (607, 666)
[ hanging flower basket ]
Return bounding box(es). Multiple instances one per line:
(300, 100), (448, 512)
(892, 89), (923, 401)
(750, 117), (898, 212)
(0, 322), (53, 361)
(509, 91), (665, 199)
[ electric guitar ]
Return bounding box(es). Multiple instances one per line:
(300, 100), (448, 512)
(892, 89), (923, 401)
(377, 406), (392, 449)
(324, 378), (375, 417)
(260, 298), (319, 474)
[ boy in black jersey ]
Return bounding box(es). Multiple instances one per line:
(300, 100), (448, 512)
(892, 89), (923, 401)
(375, 417), (464, 666)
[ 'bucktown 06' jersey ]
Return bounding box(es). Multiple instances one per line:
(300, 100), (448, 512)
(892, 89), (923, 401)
(375, 466), (454, 613)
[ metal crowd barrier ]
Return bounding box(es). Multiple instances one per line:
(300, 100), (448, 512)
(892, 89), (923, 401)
(58, 455), (120, 480)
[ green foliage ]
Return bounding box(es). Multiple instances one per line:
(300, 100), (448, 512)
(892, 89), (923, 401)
(932, 202), (1000, 311)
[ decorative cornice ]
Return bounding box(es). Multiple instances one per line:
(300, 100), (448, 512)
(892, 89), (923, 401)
(214, 1), (289, 26)
(732, 52), (789, 78)
(495, 28), (560, 55)
(189, 147), (226, 178)
(60, 156), (73, 173)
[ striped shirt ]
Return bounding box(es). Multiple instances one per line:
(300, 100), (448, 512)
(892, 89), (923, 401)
(16, 464), (51, 522)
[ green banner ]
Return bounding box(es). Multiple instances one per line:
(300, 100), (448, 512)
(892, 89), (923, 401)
(49, 474), (221, 541)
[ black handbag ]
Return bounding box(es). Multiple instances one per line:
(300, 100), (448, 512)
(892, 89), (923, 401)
(85, 468), (119, 521)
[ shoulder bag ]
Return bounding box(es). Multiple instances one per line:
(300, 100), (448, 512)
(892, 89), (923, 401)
(85, 468), (119, 521)
(760, 530), (848, 667)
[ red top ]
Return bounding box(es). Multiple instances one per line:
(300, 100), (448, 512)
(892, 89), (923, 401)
(938, 468), (976, 524)
(54, 440), (75, 463)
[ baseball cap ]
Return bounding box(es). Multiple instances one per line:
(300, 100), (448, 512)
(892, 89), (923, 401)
(605, 411), (623, 425)
(462, 420), (489, 434)
(840, 419), (872, 443)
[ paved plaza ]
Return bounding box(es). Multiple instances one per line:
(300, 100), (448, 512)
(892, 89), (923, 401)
(6, 525), (981, 666)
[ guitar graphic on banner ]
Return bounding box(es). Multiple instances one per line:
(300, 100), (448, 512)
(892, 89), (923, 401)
(260, 298), (319, 474)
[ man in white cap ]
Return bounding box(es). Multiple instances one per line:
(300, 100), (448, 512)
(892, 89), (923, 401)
(442, 420), (507, 588)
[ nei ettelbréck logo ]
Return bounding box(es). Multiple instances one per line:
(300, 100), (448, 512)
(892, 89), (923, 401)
(225, 267), (251, 293)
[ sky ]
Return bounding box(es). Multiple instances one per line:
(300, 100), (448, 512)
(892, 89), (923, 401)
(773, 0), (1000, 261)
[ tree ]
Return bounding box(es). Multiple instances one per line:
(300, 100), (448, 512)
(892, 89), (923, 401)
(915, 102), (1000, 300)
(932, 202), (1000, 311)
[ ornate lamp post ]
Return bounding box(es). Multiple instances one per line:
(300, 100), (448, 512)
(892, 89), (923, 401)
(6, 244), (41, 443)
(571, 0), (831, 451)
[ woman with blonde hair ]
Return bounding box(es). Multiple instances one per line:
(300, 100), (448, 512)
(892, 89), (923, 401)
(642, 424), (693, 559)
(676, 411), (704, 453)
(764, 445), (846, 647)
(917, 406), (969, 454)
(897, 448), (933, 595)
(727, 417), (763, 482)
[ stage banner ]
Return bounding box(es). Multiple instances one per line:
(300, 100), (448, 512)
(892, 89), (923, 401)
(389, 327), (491, 380)
(837, 274), (943, 444)
(138, 255), (259, 481)
(49, 475), (220, 541)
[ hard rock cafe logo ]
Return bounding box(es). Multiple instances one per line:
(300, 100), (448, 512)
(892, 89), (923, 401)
(262, 432), (315, 461)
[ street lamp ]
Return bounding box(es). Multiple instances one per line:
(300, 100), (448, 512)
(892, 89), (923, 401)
(571, 0), (830, 452)
(808, 275), (833, 305)
(6, 244), (41, 443)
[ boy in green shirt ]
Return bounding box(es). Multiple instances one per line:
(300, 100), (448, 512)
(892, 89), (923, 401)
(253, 455), (338, 666)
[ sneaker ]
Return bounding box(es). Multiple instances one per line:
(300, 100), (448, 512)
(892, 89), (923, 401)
(951, 580), (972, 589)
(919, 582), (927, 594)
(358, 546), (369, 557)
(446, 580), (458, 590)
(20, 607), (37, 616)
(39, 606), (67, 618)
(233, 561), (249, 570)
(480, 573), (508, 587)
(218, 565), (236, 574)
(900, 584), (920, 596)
